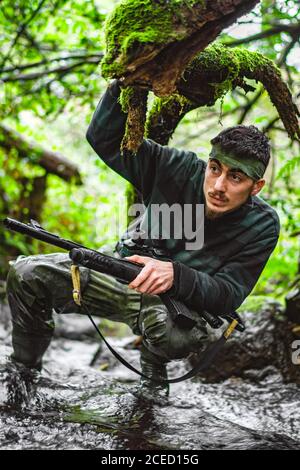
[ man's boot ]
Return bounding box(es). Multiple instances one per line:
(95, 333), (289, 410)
(5, 356), (41, 408)
(138, 345), (169, 400)
(4, 322), (53, 408)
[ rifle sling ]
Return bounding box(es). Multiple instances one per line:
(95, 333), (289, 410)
(71, 264), (238, 384)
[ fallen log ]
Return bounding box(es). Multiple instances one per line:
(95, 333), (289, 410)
(0, 124), (82, 184)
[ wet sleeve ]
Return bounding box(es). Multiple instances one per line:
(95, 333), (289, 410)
(171, 226), (280, 316)
(86, 81), (197, 200)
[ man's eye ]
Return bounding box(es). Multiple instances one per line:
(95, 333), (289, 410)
(211, 165), (219, 173)
(231, 174), (242, 182)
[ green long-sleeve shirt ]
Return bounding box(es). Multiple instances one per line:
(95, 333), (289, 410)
(86, 81), (280, 316)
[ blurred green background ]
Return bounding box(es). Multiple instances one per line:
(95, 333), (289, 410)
(0, 0), (299, 309)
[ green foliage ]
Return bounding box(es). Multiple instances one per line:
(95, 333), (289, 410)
(260, 0), (300, 62)
(277, 155), (300, 181)
(0, 0), (300, 312)
(0, 0), (106, 118)
(0, 145), (46, 275)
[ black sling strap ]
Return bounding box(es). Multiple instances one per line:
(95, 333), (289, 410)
(82, 302), (238, 384)
(71, 263), (239, 384)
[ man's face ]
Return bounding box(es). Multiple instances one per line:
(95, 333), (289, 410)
(203, 158), (265, 219)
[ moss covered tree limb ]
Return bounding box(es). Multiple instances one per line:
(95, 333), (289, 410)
(119, 86), (148, 155)
(178, 44), (300, 140)
(146, 95), (198, 145)
(103, 1), (299, 153)
(102, 0), (260, 96)
(132, 45), (300, 152)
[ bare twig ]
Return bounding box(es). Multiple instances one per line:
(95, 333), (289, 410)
(1, 53), (103, 75)
(238, 89), (264, 124)
(1, 57), (101, 82)
(225, 23), (300, 47)
(278, 36), (300, 67)
(0, 0), (48, 69)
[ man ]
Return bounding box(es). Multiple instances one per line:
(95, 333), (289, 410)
(6, 80), (280, 396)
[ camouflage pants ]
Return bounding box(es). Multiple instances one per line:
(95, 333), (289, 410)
(6, 249), (208, 374)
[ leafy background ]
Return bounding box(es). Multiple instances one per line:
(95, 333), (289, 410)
(0, 0), (299, 309)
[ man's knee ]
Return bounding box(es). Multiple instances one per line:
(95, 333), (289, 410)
(7, 257), (29, 294)
(140, 306), (208, 361)
(141, 308), (169, 359)
(7, 255), (44, 294)
(165, 323), (208, 360)
(6, 254), (66, 314)
(6, 256), (56, 336)
(140, 308), (187, 361)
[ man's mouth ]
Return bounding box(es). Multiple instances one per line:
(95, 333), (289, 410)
(208, 193), (228, 206)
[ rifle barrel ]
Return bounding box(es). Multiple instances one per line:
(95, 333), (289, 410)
(3, 217), (85, 252)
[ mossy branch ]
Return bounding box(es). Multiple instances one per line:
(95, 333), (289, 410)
(0, 124), (82, 183)
(119, 86), (148, 155)
(122, 44), (300, 153)
(177, 44), (300, 140)
(145, 95), (197, 145)
(102, 0), (260, 96)
(102, 1), (299, 152)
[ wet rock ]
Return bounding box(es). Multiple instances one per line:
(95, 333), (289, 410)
(53, 313), (100, 342)
(191, 301), (300, 384)
(4, 429), (20, 442)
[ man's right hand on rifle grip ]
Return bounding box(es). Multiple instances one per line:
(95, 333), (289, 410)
(125, 255), (174, 295)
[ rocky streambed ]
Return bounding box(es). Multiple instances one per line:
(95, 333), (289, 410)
(0, 297), (300, 450)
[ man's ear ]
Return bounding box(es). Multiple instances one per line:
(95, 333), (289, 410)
(251, 179), (265, 196)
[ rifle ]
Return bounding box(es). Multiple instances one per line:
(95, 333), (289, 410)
(3, 217), (246, 384)
(4, 217), (245, 332)
(3, 217), (244, 332)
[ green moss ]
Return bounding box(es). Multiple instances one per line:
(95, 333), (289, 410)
(101, 0), (207, 78)
(118, 86), (135, 113)
(119, 86), (148, 155)
(145, 93), (193, 136)
(187, 43), (281, 101)
(148, 94), (189, 118)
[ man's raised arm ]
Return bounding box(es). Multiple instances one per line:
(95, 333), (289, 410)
(86, 80), (157, 198)
(86, 81), (197, 200)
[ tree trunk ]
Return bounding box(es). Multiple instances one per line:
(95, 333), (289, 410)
(0, 124), (82, 184)
(13, 175), (47, 223)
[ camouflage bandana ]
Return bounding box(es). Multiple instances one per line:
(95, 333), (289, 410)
(209, 145), (266, 181)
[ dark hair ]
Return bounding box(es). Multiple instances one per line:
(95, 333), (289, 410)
(211, 125), (271, 170)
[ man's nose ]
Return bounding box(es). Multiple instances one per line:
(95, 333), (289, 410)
(214, 175), (227, 192)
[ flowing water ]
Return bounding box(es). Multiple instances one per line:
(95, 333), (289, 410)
(0, 305), (300, 450)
